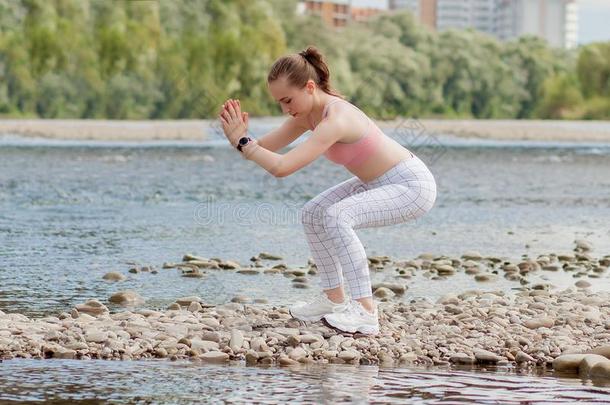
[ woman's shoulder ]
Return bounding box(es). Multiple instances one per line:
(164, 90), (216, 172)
(325, 98), (368, 127)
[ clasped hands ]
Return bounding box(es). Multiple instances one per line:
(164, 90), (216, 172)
(219, 99), (249, 148)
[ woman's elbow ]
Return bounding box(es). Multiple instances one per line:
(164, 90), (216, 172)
(269, 164), (288, 178)
(269, 159), (292, 178)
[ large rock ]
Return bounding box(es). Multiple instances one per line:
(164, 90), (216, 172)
(515, 351), (535, 363)
(53, 347), (77, 360)
(579, 354), (609, 377)
(372, 282), (407, 295)
(74, 299), (109, 316)
(191, 339), (219, 352)
(574, 239), (593, 252)
(102, 272), (126, 282)
(590, 360), (610, 379)
(373, 287), (395, 299)
(462, 251), (483, 260)
(553, 354), (586, 373)
(201, 331), (221, 343)
(259, 252), (283, 260)
(450, 353), (476, 364)
(338, 349), (361, 362)
(199, 351), (229, 363)
(109, 290), (145, 306)
(474, 349), (502, 363)
(175, 296), (203, 307)
(288, 347), (307, 361)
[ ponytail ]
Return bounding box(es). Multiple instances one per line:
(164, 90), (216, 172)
(268, 45), (344, 98)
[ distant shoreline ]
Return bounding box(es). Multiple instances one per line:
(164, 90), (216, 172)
(1, 118), (609, 143)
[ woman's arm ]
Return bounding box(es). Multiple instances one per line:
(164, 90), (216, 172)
(257, 117), (309, 153)
(242, 116), (345, 178)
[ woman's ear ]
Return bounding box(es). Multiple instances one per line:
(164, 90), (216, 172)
(306, 79), (316, 94)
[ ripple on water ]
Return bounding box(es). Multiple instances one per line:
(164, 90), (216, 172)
(1, 360), (610, 403)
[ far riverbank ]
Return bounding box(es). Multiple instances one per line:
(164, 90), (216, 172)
(0, 118), (609, 143)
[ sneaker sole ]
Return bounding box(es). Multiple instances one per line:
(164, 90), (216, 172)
(323, 316), (380, 336)
(288, 308), (324, 322)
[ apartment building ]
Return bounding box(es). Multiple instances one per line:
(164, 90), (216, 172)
(351, 6), (384, 23)
(299, 0), (351, 28)
(495, 0), (578, 48)
(389, 0), (579, 48)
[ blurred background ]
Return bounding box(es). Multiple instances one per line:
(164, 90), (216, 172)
(0, 0), (608, 121)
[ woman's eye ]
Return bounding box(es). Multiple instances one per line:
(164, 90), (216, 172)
(286, 99), (291, 104)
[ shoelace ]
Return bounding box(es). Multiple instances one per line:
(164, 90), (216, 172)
(348, 300), (375, 317)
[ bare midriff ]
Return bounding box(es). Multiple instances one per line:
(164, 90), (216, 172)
(348, 136), (414, 183)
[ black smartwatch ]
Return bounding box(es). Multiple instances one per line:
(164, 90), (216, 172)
(236, 136), (253, 152)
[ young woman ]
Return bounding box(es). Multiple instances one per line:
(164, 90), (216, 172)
(219, 46), (437, 336)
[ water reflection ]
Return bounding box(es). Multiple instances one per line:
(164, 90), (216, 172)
(1, 360), (609, 404)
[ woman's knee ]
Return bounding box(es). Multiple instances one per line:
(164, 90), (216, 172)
(401, 182), (437, 221)
(417, 181), (437, 214)
(323, 204), (354, 231)
(301, 199), (325, 227)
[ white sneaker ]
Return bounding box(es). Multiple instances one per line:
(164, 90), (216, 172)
(323, 300), (380, 335)
(289, 293), (349, 322)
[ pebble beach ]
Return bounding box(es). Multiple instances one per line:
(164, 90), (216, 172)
(2, 241), (610, 383)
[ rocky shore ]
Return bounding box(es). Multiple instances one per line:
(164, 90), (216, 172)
(1, 241), (609, 381)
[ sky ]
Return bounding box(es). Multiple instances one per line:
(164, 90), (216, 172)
(578, 0), (610, 44)
(349, 0), (610, 45)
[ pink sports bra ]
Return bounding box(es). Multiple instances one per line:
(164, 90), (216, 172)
(308, 99), (383, 169)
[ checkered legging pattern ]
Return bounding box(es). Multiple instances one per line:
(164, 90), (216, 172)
(301, 156), (437, 299)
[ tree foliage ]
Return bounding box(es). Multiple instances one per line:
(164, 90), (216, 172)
(0, 0), (607, 119)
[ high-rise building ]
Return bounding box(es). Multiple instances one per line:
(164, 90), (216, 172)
(389, 0), (579, 48)
(495, 0), (578, 49)
(436, 0), (496, 34)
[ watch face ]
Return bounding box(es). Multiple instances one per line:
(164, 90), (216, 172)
(239, 137), (249, 145)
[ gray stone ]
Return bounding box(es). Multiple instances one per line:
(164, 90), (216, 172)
(199, 351), (229, 363)
(109, 290), (145, 306)
(191, 339), (219, 352)
(553, 354), (586, 373)
(524, 317), (554, 329)
(579, 354), (608, 377)
(373, 287), (395, 299)
(515, 351), (535, 363)
(474, 349), (502, 363)
(75, 300), (108, 316)
(450, 353), (475, 364)
(590, 360), (610, 379)
(102, 272), (126, 282)
(175, 296), (202, 306)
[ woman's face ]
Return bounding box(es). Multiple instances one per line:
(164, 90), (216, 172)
(268, 76), (314, 118)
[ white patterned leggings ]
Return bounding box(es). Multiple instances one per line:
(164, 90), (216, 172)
(301, 156), (437, 299)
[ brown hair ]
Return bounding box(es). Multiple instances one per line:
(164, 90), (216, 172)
(267, 46), (344, 98)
